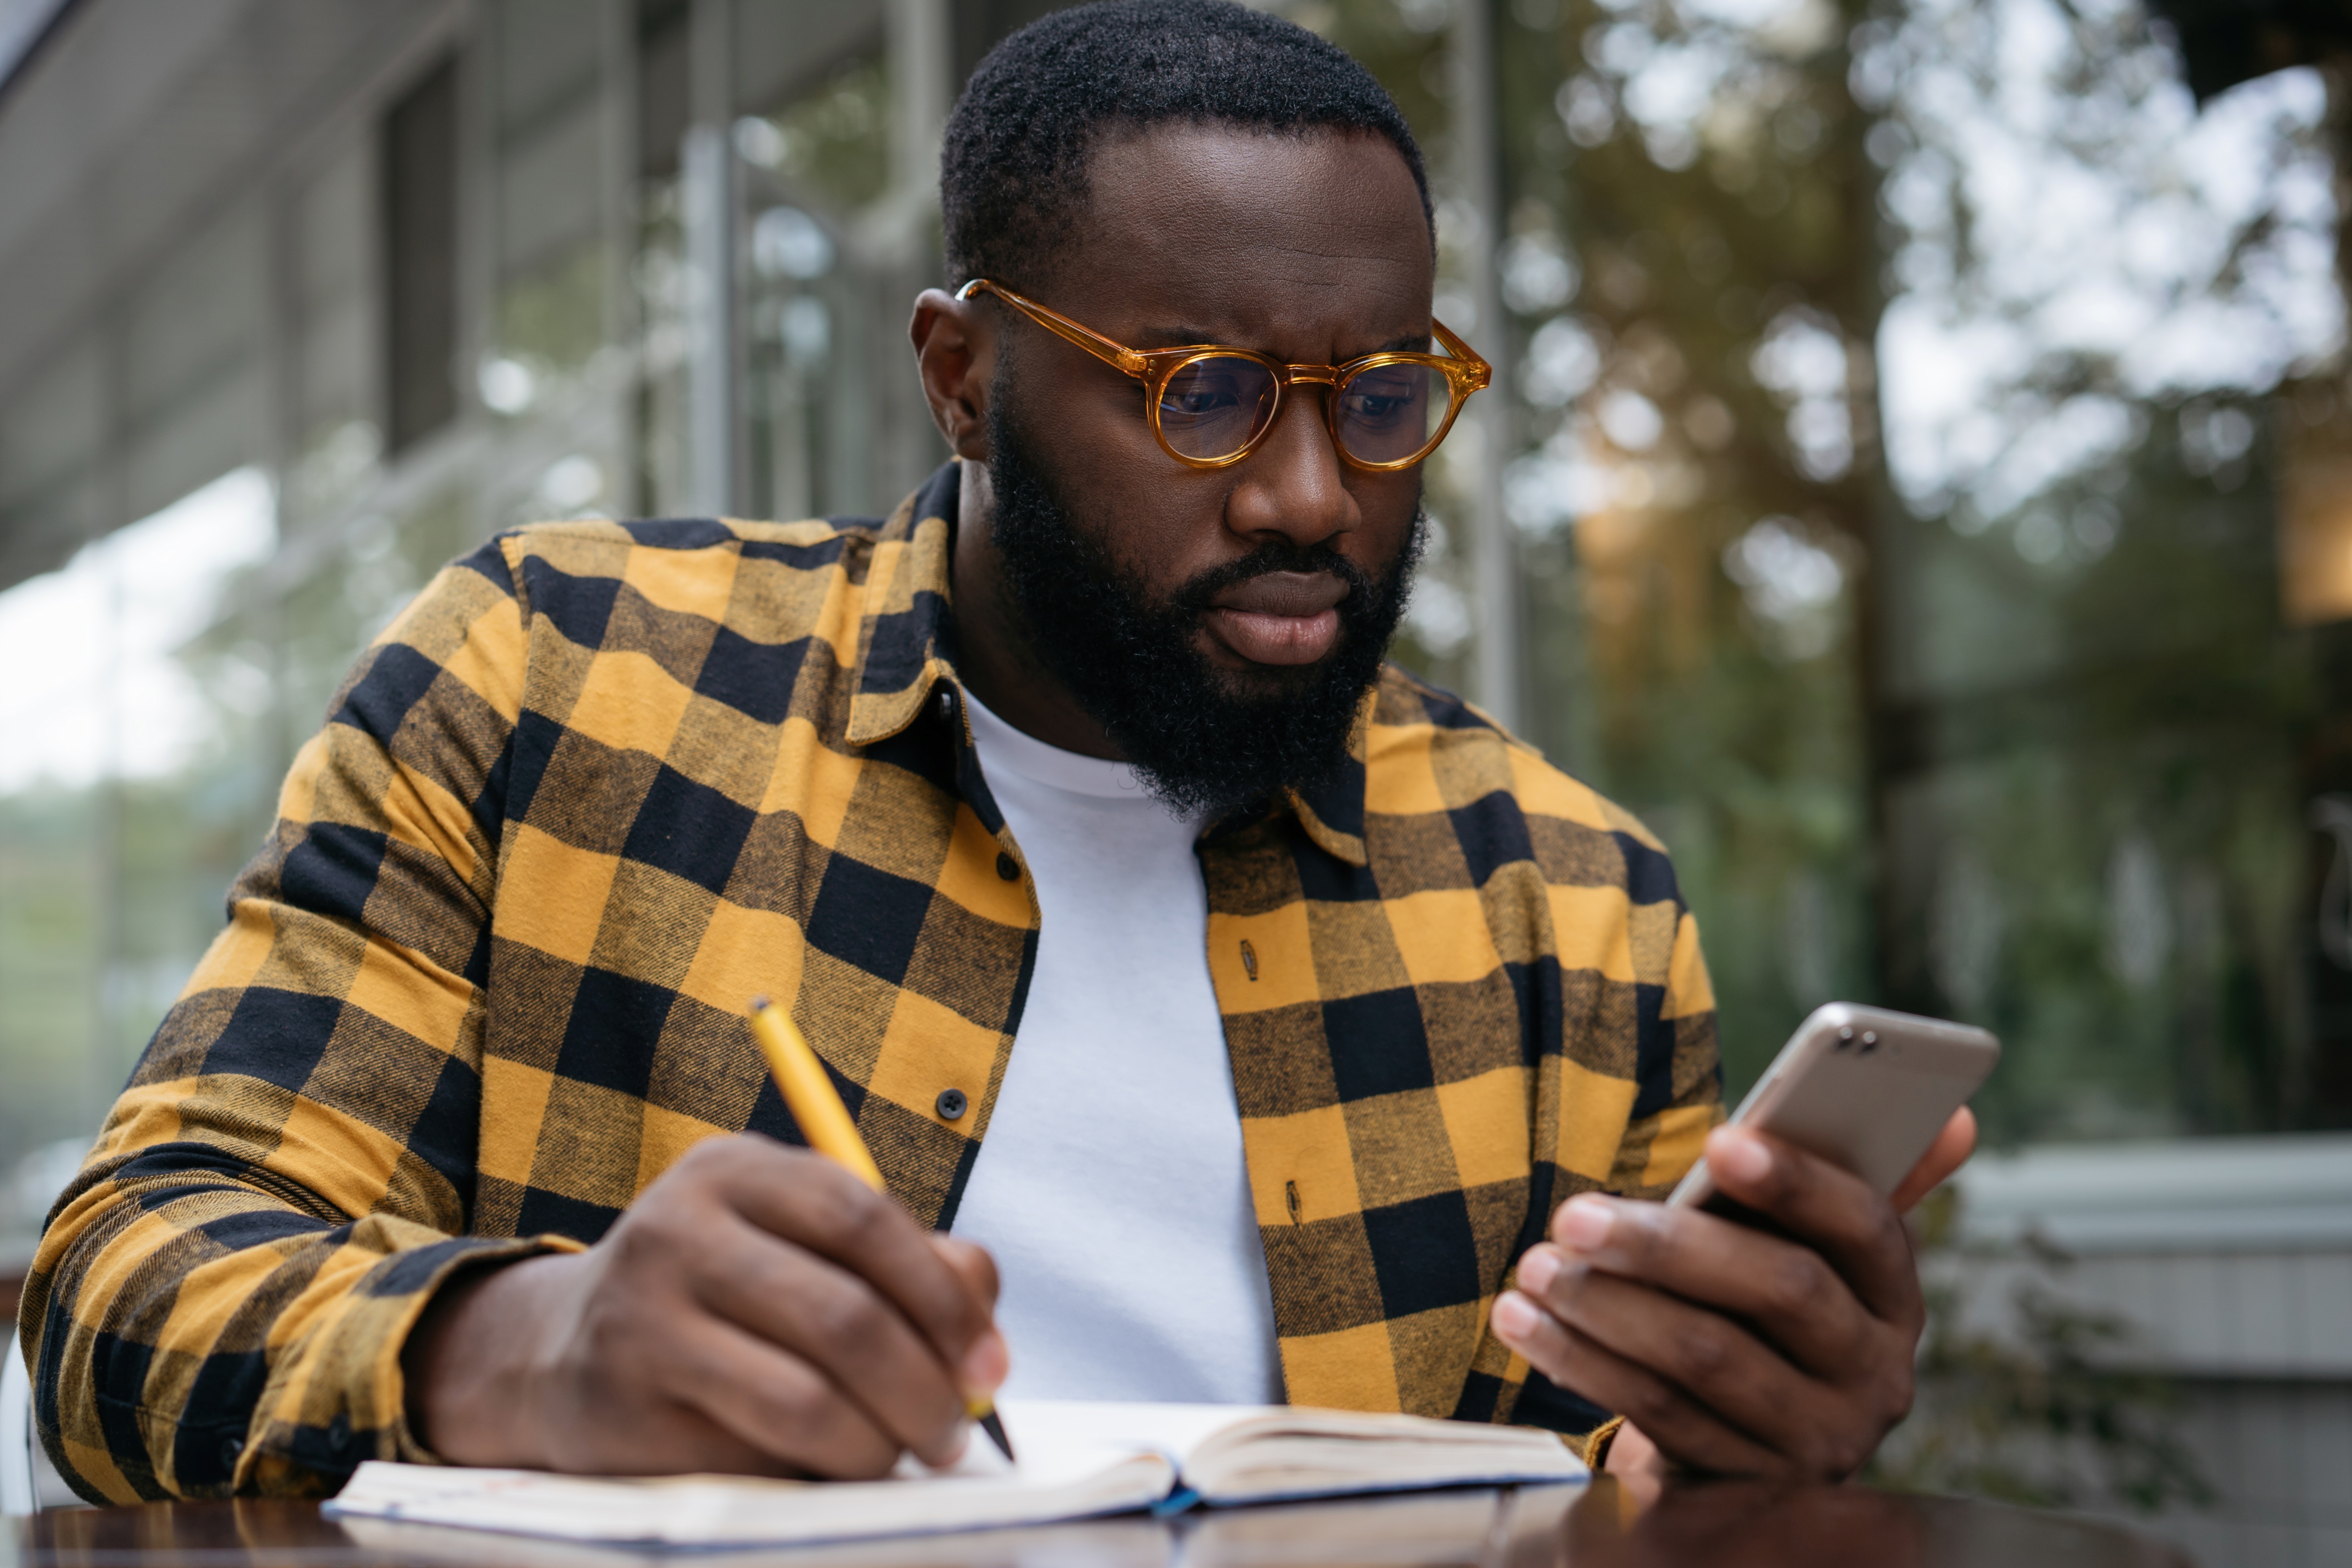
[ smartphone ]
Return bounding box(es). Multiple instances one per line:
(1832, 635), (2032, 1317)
(1667, 1002), (2000, 1214)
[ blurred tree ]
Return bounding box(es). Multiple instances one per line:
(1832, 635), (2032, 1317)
(1293, 0), (2347, 1136)
(1486, 0), (1885, 1094)
(1862, 0), (2341, 1140)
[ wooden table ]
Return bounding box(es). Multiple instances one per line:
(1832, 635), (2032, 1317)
(8, 1480), (2194, 1566)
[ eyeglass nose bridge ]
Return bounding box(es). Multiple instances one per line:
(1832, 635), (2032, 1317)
(1261, 369), (1355, 465)
(1205, 361), (1349, 469)
(1166, 356), (1454, 471)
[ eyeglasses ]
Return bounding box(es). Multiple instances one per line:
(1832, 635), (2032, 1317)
(955, 278), (1491, 473)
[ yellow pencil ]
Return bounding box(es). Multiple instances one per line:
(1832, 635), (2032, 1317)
(748, 996), (1014, 1464)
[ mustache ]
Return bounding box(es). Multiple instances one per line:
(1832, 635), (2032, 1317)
(1169, 541), (1380, 617)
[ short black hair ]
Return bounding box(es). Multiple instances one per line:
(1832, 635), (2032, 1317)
(941, 0), (1432, 292)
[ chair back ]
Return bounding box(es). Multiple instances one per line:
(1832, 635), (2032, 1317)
(1, 1326), (34, 1514)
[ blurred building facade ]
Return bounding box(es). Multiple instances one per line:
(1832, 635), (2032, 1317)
(0, 0), (2350, 1556)
(0, 0), (985, 1237)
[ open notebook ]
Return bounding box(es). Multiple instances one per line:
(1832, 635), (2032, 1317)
(323, 1400), (1588, 1549)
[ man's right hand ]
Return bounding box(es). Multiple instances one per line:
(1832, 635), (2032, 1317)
(401, 1134), (1007, 1479)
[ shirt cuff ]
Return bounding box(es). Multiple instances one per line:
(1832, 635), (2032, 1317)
(236, 1225), (584, 1495)
(1577, 1415), (1628, 1470)
(385, 1234), (587, 1467)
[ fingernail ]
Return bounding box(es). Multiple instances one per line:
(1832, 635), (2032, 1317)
(1715, 1131), (1771, 1185)
(1492, 1291), (1540, 1342)
(961, 1329), (1008, 1393)
(1554, 1196), (1613, 1252)
(1517, 1245), (1561, 1296)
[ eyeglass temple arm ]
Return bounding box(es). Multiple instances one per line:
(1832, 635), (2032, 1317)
(955, 279), (1149, 378)
(1432, 320), (1493, 389)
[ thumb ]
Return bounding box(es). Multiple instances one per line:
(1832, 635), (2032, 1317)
(929, 1236), (1007, 1393)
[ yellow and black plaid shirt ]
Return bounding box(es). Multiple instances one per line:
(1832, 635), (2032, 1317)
(21, 466), (1720, 1502)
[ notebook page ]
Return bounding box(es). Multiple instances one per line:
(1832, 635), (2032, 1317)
(987, 1398), (1276, 1471)
(985, 1401), (1584, 1504)
(327, 1435), (1176, 1548)
(1177, 1409), (1586, 1504)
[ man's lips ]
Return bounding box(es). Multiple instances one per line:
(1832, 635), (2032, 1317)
(1201, 571), (1350, 667)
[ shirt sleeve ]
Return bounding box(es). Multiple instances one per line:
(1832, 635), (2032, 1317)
(1510, 790), (1724, 1441)
(1608, 901), (1724, 1197)
(1535, 795), (1725, 1209)
(17, 541), (577, 1503)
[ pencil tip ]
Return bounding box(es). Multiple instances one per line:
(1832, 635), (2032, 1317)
(978, 1408), (1015, 1463)
(750, 995), (771, 1012)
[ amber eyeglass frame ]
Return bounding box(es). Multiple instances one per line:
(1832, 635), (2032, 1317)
(955, 278), (1492, 473)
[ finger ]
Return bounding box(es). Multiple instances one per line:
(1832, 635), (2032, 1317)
(931, 1238), (1009, 1390)
(1543, 1197), (1873, 1375)
(1890, 1106), (1977, 1214)
(933, 1236), (1000, 1310)
(702, 1138), (1005, 1389)
(1491, 1290), (1786, 1478)
(693, 1210), (971, 1466)
(1514, 1253), (1843, 1460)
(1701, 1127), (1922, 1330)
(665, 1312), (906, 1479)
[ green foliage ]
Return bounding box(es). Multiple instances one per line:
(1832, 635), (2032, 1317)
(1869, 1191), (2213, 1514)
(496, 243), (608, 375)
(1878, 405), (2317, 1142)
(753, 55), (893, 215)
(0, 788), (104, 1173)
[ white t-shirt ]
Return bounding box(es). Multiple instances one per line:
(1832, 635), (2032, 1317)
(948, 688), (1284, 1406)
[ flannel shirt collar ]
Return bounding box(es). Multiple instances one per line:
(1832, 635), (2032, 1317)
(845, 464), (1373, 870)
(842, 466), (963, 750)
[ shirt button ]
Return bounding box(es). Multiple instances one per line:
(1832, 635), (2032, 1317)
(219, 1435), (243, 1471)
(996, 852), (1020, 881)
(936, 1088), (968, 1121)
(937, 688), (957, 721)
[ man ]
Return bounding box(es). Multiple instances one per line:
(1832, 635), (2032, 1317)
(21, 0), (1966, 1502)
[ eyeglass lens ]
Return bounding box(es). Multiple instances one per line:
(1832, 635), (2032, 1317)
(1337, 362), (1446, 466)
(1154, 356), (1450, 465)
(1156, 357), (1280, 462)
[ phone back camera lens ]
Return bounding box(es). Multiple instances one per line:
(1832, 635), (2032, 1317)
(1860, 1031), (1879, 1052)
(1837, 1027), (1855, 1049)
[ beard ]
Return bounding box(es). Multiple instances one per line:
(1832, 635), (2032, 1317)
(981, 400), (1424, 818)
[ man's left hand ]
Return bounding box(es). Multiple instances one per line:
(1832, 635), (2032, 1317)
(1491, 1108), (1976, 1485)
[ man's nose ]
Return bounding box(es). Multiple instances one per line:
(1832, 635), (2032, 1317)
(1223, 386), (1354, 550)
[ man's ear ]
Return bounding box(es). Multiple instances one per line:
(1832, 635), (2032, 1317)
(910, 289), (993, 462)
